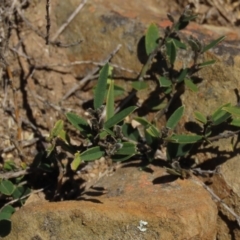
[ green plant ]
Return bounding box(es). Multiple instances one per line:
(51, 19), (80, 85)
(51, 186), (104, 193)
(46, 6), (240, 181)
(2, 5), (240, 233)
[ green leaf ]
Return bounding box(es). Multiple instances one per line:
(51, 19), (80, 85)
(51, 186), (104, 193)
(145, 23), (159, 55)
(166, 106), (184, 129)
(198, 60), (216, 68)
(184, 79), (198, 92)
(106, 80), (115, 121)
(166, 39), (177, 65)
(114, 142), (137, 155)
(46, 144), (55, 158)
(94, 63), (109, 110)
(159, 76), (172, 87)
(49, 120), (64, 140)
(212, 103), (231, 125)
(144, 130), (155, 146)
(166, 134), (202, 143)
(3, 160), (16, 171)
(222, 106), (240, 118)
(0, 206), (15, 221)
(188, 36), (202, 52)
(202, 36), (225, 53)
(12, 186), (31, 204)
(132, 81), (148, 91)
(174, 14), (197, 30)
(205, 126), (212, 137)
(81, 146), (105, 161)
(152, 102), (168, 111)
(112, 84), (125, 97)
(66, 112), (89, 133)
(167, 13), (175, 23)
(93, 83), (125, 99)
(164, 87), (172, 94)
(122, 123), (140, 142)
(38, 162), (53, 172)
(172, 39), (186, 49)
(174, 21), (189, 31)
(99, 128), (114, 139)
(230, 118), (240, 127)
(194, 111), (207, 124)
(112, 154), (135, 162)
(177, 68), (188, 83)
(134, 117), (151, 127)
(146, 125), (160, 138)
(167, 143), (193, 161)
(0, 180), (15, 196)
(58, 129), (70, 144)
(181, 14), (198, 22)
(104, 106), (137, 129)
(71, 152), (81, 171)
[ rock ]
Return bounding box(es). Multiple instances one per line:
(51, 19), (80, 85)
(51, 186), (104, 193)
(4, 164), (217, 240)
(52, 1), (240, 238)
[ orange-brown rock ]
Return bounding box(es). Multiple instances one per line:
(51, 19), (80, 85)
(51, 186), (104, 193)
(4, 165), (217, 240)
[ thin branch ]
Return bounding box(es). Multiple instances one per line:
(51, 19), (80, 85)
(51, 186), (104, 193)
(192, 167), (220, 175)
(60, 44), (122, 101)
(34, 92), (74, 113)
(9, 134), (26, 160)
(193, 177), (240, 227)
(0, 168), (31, 179)
(52, 39), (82, 48)
(115, 39), (163, 113)
(16, 6), (82, 48)
(45, 0), (51, 45)
(208, 130), (240, 142)
(1, 137), (40, 153)
(51, 0), (88, 42)
(3, 187), (46, 208)
(35, 60), (136, 74)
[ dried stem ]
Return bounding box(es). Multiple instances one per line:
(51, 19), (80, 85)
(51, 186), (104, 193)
(51, 0), (88, 42)
(2, 187), (46, 208)
(208, 130), (240, 142)
(45, 0), (51, 45)
(1, 137), (40, 154)
(193, 177), (240, 227)
(0, 168), (31, 179)
(35, 61), (136, 74)
(61, 44), (122, 101)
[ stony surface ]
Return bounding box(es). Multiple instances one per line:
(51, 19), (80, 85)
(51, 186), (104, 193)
(4, 164), (217, 240)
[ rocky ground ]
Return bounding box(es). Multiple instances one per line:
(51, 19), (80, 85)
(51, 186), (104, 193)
(0, 0), (240, 239)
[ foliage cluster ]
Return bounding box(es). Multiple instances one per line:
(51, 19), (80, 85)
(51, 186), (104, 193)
(1, 6), (240, 235)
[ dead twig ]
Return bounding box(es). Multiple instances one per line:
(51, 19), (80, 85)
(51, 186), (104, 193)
(16, 5), (82, 48)
(61, 44), (122, 101)
(192, 167), (220, 176)
(193, 177), (240, 227)
(35, 60), (136, 74)
(2, 187), (46, 208)
(207, 130), (240, 142)
(115, 37), (162, 113)
(0, 168), (31, 179)
(45, 0), (51, 45)
(52, 39), (82, 48)
(9, 134), (26, 160)
(51, 0), (87, 42)
(34, 92), (74, 113)
(1, 137), (40, 153)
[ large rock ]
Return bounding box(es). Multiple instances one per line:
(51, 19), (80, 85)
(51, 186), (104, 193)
(4, 165), (217, 240)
